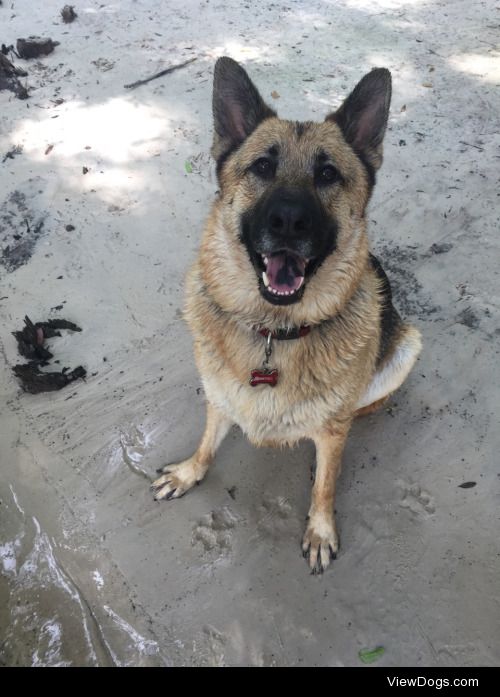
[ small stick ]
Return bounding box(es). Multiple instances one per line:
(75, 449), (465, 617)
(124, 57), (197, 89)
(459, 140), (484, 151)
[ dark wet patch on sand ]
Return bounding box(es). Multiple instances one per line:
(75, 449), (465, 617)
(373, 242), (440, 320)
(1, 182), (48, 272)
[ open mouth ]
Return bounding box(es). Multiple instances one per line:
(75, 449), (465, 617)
(257, 251), (311, 305)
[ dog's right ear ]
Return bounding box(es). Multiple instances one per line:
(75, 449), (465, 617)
(211, 57), (276, 162)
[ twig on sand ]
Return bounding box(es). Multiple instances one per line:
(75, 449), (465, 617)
(459, 140), (484, 152)
(124, 57), (197, 90)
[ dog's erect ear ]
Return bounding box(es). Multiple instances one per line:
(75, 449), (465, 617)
(327, 68), (391, 171)
(212, 57), (276, 162)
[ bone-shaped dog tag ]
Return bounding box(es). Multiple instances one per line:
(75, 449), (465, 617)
(249, 368), (279, 387)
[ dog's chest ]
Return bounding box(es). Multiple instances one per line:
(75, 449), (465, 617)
(199, 335), (351, 444)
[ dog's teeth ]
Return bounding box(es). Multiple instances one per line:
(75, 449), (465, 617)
(265, 286), (302, 296)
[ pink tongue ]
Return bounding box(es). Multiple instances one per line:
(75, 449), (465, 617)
(266, 252), (306, 292)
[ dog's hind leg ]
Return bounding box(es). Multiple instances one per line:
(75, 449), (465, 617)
(355, 324), (422, 416)
(151, 402), (232, 500)
(302, 421), (351, 574)
(355, 395), (390, 417)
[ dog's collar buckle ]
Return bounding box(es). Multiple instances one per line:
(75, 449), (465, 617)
(250, 325), (310, 387)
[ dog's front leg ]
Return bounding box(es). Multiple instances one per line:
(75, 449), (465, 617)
(302, 421), (352, 574)
(151, 402), (232, 500)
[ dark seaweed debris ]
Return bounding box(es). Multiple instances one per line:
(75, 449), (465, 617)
(0, 52), (28, 99)
(2, 144), (23, 163)
(61, 5), (77, 23)
(16, 37), (59, 59)
(13, 364), (86, 394)
(12, 315), (86, 394)
(429, 242), (453, 255)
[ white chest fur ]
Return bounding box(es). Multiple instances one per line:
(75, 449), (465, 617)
(199, 338), (351, 445)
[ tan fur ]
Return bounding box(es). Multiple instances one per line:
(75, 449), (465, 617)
(152, 72), (422, 573)
(302, 422), (352, 572)
(355, 396), (390, 417)
(153, 403), (231, 499)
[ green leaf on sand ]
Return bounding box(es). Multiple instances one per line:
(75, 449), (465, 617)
(359, 646), (385, 664)
(184, 160), (193, 174)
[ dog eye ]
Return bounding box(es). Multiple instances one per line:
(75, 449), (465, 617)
(315, 164), (340, 186)
(251, 158), (275, 180)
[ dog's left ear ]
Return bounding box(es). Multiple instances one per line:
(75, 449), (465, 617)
(327, 68), (391, 171)
(212, 57), (276, 162)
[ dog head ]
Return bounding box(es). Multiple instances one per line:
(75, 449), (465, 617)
(209, 57), (391, 319)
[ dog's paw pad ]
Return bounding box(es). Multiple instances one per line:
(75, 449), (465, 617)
(302, 515), (338, 574)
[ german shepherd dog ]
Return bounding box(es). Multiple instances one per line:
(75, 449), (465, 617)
(152, 58), (422, 573)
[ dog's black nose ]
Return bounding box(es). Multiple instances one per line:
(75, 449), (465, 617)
(267, 198), (312, 237)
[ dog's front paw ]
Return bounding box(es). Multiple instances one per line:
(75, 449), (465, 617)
(302, 513), (338, 574)
(151, 458), (205, 501)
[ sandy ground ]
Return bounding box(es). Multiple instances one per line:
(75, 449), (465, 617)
(0, 0), (499, 667)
